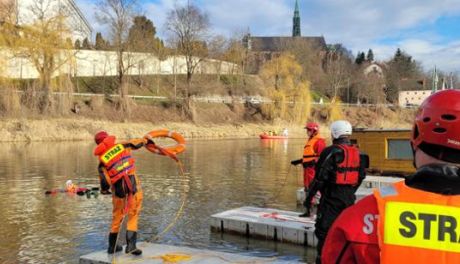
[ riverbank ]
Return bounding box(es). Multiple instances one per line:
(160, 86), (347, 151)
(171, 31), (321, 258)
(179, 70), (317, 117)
(0, 118), (311, 142)
(0, 104), (415, 142)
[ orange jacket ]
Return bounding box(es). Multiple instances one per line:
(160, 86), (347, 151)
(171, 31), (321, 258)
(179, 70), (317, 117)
(302, 134), (325, 164)
(94, 137), (144, 193)
(374, 181), (460, 263)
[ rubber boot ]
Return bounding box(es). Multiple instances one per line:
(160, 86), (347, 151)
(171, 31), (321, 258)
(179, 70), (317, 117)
(107, 233), (123, 254)
(125, 231), (142, 255)
(299, 208), (311, 218)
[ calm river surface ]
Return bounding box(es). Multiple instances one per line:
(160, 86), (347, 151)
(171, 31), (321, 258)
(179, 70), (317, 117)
(0, 139), (316, 263)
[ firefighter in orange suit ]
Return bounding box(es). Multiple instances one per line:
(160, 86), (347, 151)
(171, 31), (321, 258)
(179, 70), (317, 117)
(291, 122), (326, 204)
(322, 89), (460, 264)
(94, 131), (154, 255)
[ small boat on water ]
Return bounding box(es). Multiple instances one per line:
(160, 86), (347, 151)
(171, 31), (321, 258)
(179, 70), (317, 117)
(259, 134), (288, 139)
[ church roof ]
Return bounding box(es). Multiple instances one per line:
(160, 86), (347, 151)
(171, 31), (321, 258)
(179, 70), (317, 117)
(248, 36), (327, 52)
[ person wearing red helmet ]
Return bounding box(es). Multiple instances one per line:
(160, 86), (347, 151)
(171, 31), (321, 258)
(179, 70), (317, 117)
(291, 122), (326, 205)
(93, 130), (155, 256)
(321, 90), (460, 264)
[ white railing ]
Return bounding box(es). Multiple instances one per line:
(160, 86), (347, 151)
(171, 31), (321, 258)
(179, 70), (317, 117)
(2, 89), (405, 107)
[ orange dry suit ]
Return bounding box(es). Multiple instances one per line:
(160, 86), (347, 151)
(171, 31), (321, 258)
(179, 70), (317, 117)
(94, 136), (145, 233)
(302, 134), (326, 187)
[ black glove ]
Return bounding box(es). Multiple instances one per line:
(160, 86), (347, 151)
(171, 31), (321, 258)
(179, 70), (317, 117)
(291, 159), (302, 166)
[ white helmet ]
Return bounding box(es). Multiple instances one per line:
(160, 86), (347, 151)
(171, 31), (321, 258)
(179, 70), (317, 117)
(330, 120), (352, 139)
(66, 180), (73, 187)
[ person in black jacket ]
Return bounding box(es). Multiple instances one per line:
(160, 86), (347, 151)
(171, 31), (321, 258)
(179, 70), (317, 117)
(301, 120), (369, 264)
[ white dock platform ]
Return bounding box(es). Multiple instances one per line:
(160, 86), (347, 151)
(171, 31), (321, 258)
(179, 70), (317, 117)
(210, 206), (317, 247)
(79, 243), (295, 263)
(296, 176), (403, 204)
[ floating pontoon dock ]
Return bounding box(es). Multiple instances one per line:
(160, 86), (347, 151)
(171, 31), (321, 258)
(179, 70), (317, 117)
(210, 206), (317, 246)
(80, 243), (296, 263)
(296, 175), (403, 204)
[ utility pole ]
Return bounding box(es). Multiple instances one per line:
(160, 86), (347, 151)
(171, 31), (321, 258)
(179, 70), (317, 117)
(347, 78), (350, 103)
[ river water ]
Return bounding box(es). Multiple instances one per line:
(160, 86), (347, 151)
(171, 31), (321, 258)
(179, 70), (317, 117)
(0, 139), (316, 263)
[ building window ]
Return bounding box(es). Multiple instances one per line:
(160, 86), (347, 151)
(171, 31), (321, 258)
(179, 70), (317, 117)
(387, 139), (413, 160)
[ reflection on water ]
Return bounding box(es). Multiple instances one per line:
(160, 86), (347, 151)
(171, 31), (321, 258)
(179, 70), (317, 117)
(0, 139), (314, 263)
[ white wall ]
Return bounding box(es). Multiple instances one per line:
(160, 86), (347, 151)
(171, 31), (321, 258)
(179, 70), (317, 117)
(0, 49), (239, 79)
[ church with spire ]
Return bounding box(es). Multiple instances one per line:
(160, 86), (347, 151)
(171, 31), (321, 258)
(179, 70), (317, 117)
(243, 0), (327, 73)
(292, 0), (301, 37)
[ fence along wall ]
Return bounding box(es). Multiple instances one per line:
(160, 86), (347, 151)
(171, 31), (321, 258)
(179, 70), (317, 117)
(0, 49), (239, 79)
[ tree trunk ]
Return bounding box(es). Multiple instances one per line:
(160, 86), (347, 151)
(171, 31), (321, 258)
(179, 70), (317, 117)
(39, 70), (53, 113)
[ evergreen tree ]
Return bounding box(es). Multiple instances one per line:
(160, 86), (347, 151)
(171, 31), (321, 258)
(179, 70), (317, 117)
(81, 37), (91, 49)
(74, 39), (81, 49)
(95, 32), (108, 50)
(127, 16), (163, 52)
(366, 49), (374, 62)
(384, 48), (421, 102)
(355, 52), (365, 64)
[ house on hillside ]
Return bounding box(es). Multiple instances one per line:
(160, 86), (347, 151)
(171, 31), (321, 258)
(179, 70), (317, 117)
(399, 90), (431, 107)
(0, 0), (92, 41)
(363, 62), (385, 78)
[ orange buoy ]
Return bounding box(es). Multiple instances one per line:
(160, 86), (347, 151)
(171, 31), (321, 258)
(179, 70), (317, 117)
(144, 129), (186, 156)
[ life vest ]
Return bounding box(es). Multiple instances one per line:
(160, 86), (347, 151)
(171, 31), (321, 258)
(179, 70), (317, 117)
(335, 144), (360, 185)
(374, 181), (460, 263)
(303, 134), (324, 164)
(65, 184), (77, 193)
(94, 136), (136, 188)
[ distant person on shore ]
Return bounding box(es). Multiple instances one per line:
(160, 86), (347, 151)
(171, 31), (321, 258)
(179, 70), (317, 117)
(291, 122), (326, 201)
(93, 131), (155, 255)
(282, 128), (289, 137)
(302, 120), (368, 264)
(321, 90), (460, 264)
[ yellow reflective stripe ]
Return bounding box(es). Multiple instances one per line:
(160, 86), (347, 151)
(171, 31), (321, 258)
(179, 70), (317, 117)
(101, 144), (125, 164)
(115, 161), (130, 171)
(385, 201), (460, 253)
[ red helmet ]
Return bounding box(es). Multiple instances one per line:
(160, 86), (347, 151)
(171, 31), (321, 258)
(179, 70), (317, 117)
(304, 122), (319, 132)
(412, 90), (460, 163)
(94, 131), (108, 145)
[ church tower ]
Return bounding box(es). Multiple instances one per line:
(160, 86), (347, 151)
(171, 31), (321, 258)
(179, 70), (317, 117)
(292, 0), (301, 37)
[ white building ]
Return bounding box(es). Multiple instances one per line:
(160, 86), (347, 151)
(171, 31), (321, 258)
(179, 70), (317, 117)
(398, 90), (432, 107)
(1, 0), (92, 41)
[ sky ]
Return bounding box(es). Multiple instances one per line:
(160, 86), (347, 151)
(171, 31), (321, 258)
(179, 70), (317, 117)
(76, 0), (460, 74)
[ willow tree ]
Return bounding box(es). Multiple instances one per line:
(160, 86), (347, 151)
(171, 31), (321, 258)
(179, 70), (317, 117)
(0, 0), (76, 112)
(260, 53), (312, 123)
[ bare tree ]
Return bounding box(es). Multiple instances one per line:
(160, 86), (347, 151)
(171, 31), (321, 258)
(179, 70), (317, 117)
(323, 49), (352, 99)
(0, 0), (18, 24)
(0, 0), (78, 112)
(96, 0), (138, 113)
(165, 2), (210, 103)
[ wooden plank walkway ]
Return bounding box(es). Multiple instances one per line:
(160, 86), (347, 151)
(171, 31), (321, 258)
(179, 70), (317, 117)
(80, 243), (296, 263)
(210, 206), (317, 247)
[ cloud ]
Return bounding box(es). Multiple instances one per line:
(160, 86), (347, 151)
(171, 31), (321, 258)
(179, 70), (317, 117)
(75, 0), (460, 73)
(74, 0), (104, 36)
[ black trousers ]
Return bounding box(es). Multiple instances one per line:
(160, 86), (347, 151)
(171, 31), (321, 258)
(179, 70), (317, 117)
(314, 204), (346, 264)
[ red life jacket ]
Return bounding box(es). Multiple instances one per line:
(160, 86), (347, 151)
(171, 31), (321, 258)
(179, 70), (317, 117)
(335, 144), (360, 185)
(94, 136), (136, 186)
